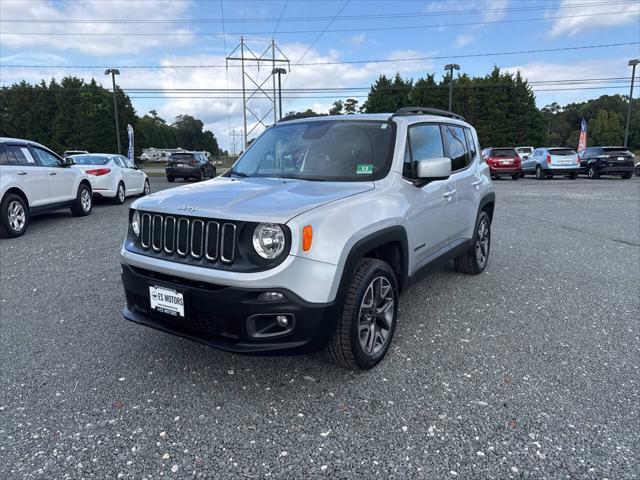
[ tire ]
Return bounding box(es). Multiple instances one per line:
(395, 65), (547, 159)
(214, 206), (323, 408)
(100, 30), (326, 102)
(546, 174), (554, 179)
(511, 174), (519, 180)
(70, 183), (93, 216)
(520, 171), (525, 178)
(621, 173), (633, 179)
(212, 167), (217, 178)
(327, 258), (399, 370)
(113, 182), (126, 205)
(0, 193), (29, 238)
(167, 176), (175, 183)
(635, 164), (640, 177)
(140, 179), (151, 196)
(587, 165), (599, 179)
(454, 211), (491, 275)
(199, 169), (205, 181)
(568, 173), (577, 180)
(536, 166), (545, 180)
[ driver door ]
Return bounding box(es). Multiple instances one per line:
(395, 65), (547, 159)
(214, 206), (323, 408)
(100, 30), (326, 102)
(403, 123), (457, 271)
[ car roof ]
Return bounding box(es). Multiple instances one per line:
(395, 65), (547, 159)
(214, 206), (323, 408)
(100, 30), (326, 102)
(70, 152), (119, 157)
(277, 113), (472, 128)
(0, 137), (50, 150)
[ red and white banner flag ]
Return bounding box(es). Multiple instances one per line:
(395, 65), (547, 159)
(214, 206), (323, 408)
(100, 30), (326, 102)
(577, 118), (587, 152)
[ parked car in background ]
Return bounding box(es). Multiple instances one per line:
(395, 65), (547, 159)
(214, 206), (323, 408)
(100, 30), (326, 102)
(635, 161), (640, 177)
(0, 137), (93, 238)
(481, 147), (521, 180)
(521, 147), (580, 180)
(70, 153), (150, 204)
(165, 151), (216, 182)
(577, 146), (635, 179)
(63, 150), (89, 157)
(515, 146), (534, 161)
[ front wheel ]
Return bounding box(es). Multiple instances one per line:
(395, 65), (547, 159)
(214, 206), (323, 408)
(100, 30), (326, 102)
(454, 211), (491, 275)
(327, 258), (398, 370)
(587, 165), (599, 179)
(536, 166), (545, 180)
(71, 183), (93, 216)
(0, 193), (29, 238)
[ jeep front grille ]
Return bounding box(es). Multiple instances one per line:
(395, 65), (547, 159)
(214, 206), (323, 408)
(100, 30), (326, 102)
(139, 213), (237, 264)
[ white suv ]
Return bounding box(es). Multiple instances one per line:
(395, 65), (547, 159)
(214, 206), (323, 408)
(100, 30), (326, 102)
(0, 138), (94, 238)
(120, 108), (495, 369)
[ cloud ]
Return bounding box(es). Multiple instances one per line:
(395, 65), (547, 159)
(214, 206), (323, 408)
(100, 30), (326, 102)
(347, 33), (367, 46)
(453, 34), (476, 48)
(547, 0), (639, 37)
(0, 0), (195, 55)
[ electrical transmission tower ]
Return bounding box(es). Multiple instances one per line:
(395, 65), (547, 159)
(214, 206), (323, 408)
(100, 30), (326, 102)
(226, 37), (290, 149)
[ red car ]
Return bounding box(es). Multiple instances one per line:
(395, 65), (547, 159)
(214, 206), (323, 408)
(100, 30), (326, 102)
(481, 147), (522, 180)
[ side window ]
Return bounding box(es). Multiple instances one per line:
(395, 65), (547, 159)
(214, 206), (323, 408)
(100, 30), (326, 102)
(0, 145), (7, 165)
(114, 157), (126, 168)
(4, 145), (37, 166)
(443, 125), (469, 171)
(32, 147), (62, 167)
(121, 156), (134, 168)
(464, 128), (477, 162)
(404, 124), (445, 179)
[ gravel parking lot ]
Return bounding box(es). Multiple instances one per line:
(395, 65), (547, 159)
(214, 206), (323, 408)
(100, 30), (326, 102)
(1, 176), (638, 479)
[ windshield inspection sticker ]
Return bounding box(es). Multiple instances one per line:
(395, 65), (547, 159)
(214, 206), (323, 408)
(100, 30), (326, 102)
(356, 164), (374, 174)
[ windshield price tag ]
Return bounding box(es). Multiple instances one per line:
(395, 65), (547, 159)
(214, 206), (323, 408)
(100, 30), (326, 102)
(356, 164), (374, 175)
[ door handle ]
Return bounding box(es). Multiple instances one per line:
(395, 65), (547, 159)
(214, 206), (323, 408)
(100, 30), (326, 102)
(472, 179), (482, 187)
(17, 171), (27, 175)
(443, 189), (457, 198)
(49, 172), (57, 176)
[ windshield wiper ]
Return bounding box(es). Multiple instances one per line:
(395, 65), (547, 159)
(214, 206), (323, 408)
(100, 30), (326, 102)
(228, 169), (248, 178)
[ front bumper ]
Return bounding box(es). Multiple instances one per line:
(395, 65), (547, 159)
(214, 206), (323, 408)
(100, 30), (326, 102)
(121, 263), (340, 354)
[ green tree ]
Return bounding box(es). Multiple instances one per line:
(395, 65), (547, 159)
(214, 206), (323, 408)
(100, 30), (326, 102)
(589, 110), (624, 145)
(329, 100), (343, 115)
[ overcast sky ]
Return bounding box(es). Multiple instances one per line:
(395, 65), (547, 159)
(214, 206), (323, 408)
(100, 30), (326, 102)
(1, 0), (639, 151)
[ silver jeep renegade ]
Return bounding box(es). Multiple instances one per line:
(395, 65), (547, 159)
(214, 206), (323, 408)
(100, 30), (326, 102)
(120, 107), (495, 370)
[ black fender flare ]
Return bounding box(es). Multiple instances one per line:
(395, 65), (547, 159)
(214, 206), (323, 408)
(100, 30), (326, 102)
(478, 191), (495, 222)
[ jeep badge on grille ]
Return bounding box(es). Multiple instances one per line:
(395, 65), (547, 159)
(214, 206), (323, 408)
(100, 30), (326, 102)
(178, 204), (198, 213)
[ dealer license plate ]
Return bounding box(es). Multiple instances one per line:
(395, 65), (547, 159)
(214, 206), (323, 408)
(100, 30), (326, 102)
(500, 160), (511, 165)
(618, 157), (624, 161)
(149, 285), (185, 317)
(176, 163), (187, 168)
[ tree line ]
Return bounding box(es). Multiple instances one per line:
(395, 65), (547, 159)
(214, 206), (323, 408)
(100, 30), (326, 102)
(286, 67), (639, 151)
(0, 77), (222, 156)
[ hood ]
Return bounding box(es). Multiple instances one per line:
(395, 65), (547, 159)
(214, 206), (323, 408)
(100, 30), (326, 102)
(131, 176), (374, 223)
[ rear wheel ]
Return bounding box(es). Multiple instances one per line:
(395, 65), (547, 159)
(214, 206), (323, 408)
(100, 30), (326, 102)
(587, 165), (599, 179)
(1, 193), (29, 238)
(536, 166), (545, 180)
(621, 172), (633, 179)
(167, 175), (175, 183)
(113, 182), (126, 205)
(511, 173), (519, 180)
(568, 173), (577, 180)
(454, 211), (491, 275)
(71, 183), (92, 216)
(140, 179), (151, 196)
(327, 258), (398, 370)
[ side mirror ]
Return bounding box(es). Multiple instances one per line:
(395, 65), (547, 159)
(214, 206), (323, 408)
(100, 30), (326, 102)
(523, 155), (529, 160)
(134, 163), (143, 170)
(416, 157), (451, 185)
(64, 157), (75, 166)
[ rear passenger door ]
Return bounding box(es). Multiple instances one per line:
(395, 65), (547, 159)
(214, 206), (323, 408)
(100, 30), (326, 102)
(403, 123), (457, 270)
(2, 144), (50, 207)
(446, 124), (480, 243)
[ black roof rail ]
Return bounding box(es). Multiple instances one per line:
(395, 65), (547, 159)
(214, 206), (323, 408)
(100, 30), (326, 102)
(392, 107), (465, 122)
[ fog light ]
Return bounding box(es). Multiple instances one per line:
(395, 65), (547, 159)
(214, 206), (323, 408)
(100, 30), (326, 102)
(276, 315), (289, 328)
(258, 291), (285, 302)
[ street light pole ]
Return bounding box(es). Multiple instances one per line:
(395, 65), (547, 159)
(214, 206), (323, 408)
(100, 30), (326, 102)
(444, 63), (460, 112)
(105, 68), (122, 154)
(624, 59), (639, 148)
(271, 67), (287, 120)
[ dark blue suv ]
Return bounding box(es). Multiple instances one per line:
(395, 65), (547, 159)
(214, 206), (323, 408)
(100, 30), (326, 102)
(578, 146), (635, 179)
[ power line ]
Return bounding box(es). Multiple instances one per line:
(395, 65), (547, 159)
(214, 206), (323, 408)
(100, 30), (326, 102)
(294, 0), (351, 65)
(3, 10), (637, 35)
(273, 0), (287, 35)
(1, 42), (637, 70)
(2, 0), (633, 24)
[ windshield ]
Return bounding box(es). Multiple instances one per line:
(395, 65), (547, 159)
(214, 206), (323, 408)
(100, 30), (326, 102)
(169, 153), (195, 161)
(491, 148), (518, 157)
(72, 155), (111, 165)
(231, 120), (395, 181)
(548, 148), (576, 156)
(516, 147), (532, 154)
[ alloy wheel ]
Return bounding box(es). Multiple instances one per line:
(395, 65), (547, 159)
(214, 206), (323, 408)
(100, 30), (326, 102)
(475, 217), (490, 268)
(358, 276), (395, 356)
(81, 189), (92, 212)
(7, 200), (26, 232)
(144, 181), (150, 195)
(118, 184), (125, 202)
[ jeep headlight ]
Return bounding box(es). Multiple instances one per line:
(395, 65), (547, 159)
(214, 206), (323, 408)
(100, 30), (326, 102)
(131, 210), (140, 237)
(252, 223), (285, 259)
